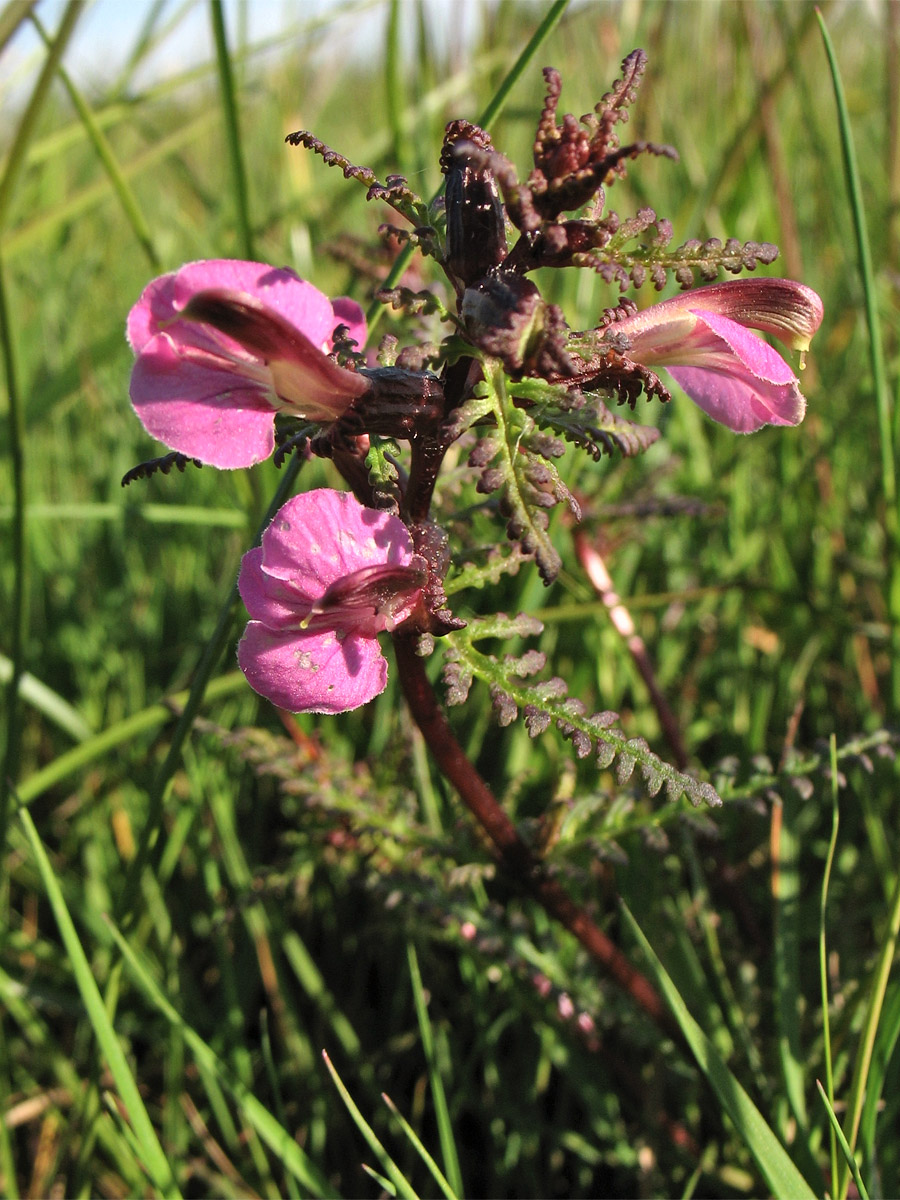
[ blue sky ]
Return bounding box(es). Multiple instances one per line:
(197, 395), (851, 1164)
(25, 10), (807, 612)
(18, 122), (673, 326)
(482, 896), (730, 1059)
(4, 0), (485, 99)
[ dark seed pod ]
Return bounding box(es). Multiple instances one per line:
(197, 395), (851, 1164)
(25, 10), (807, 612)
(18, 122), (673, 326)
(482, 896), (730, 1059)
(441, 120), (507, 293)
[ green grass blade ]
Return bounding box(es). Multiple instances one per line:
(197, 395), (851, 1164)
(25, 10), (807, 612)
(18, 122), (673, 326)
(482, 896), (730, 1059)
(15, 671), (247, 807)
(385, 0), (405, 169)
(362, 1163), (396, 1195)
(209, 0), (254, 259)
(29, 11), (159, 267)
(259, 1012), (302, 1200)
(816, 11), (893, 506)
(0, 0), (81, 225)
(119, 455), (302, 923)
(816, 10), (900, 712)
(108, 0), (190, 98)
(620, 901), (820, 1199)
(406, 942), (463, 1197)
(0, 0), (37, 54)
(2, 110), (219, 261)
(838, 863), (900, 1198)
(104, 915), (337, 1198)
(17, 807), (181, 1198)
(820, 736), (841, 1193)
(0, 653), (93, 741)
(475, 0), (568, 130)
(0, 250), (25, 849)
(381, 1093), (458, 1200)
(859, 981), (900, 1165)
(322, 1051), (419, 1200)
(816, 1081), (869, 1200)
(0, 502), (247, 527)
(281, 930), (362, 1059)
(772, 792), (809, 1131)
(0, 1017), (20, 1199)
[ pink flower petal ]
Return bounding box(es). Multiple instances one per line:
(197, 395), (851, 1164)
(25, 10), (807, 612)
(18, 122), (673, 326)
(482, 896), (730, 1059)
(664, 310), (805, 432)
(613, 279), (822, 433)
(236, 490), (424, 714)
(130, 343), (276, 468)
(127, 272), (177, 354)
(173, 260), (336, 349)
(653, 278), (824, 352)
(257, 490), (415, 592)
(127, 260), (368, 467)
(237, 623), (388, 713)
(237, 547), (312, 626)
(178, 289), (368, 419)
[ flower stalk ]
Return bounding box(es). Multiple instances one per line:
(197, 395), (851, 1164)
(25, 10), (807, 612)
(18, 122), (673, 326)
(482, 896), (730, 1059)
(391, 630), (674, 1033)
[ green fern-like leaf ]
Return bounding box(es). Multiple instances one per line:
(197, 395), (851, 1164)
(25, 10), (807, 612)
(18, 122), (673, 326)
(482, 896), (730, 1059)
(443, 623), (721, 808)
(510, 377), (660, 459)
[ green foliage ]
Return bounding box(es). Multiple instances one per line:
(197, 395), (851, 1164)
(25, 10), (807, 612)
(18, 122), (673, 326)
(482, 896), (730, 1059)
(2, 1), (900, 1197)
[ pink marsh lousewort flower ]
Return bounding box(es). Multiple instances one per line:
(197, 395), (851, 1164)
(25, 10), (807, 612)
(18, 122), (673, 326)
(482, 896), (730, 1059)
(127, 259), (368, 468)
(237, 489), (427, 714)
(613, 278), (824, 433)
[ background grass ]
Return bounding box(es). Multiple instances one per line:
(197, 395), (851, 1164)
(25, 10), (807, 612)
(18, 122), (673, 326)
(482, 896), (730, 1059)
(2, 1), (899, 1196)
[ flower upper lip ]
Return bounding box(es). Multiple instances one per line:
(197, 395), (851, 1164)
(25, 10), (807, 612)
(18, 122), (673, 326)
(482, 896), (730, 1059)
(601, 278), (824, 433)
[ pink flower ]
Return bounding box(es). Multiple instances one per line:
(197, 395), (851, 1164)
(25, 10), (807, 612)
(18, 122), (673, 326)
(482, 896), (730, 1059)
(614, 278), (824, 432)
(237, 489), (426, 714)
(127, 259), (368, 468)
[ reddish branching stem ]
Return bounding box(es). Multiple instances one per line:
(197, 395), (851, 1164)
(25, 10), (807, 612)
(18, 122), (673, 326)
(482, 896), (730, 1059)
(391, 631), (675, 1036)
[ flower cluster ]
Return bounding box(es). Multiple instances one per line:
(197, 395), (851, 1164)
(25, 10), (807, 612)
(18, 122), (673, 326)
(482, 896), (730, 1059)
(124, 53), (823, 714)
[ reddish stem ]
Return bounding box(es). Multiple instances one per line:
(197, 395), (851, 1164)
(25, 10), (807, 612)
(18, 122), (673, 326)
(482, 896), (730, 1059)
(391, 631), (674, 1035)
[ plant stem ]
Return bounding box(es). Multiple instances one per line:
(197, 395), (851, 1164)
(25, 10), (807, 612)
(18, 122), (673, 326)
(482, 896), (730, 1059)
(391, 632), (672, 1033)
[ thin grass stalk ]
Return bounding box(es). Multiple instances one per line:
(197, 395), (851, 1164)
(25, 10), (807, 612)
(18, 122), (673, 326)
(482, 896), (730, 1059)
(0, 0), (81, 225)
(475, 0), (567, 131)
(887, 2), (900, 276)
(0, 1020), (20, 1199)
(622, 902), (820, 1199)
(858, 982), (900, 1165)
(366, 0), (569, 330)
(837, 852), (900, 1198)
(0, 0), (36, 55)
(108, 0), (171, 97)
(2, 109), (219, 262)
(0, 252), (24, 853)
(321, 1051), (419, 1200)
(29, 11), (160, 267)
(819, 737), (841, 1195)
(385, 0), (405, 171)
(259, 1012), (302, 1200)
(818, 1082), (870, 1200)
(0, 0), (81, 850)
(209, 0), (254, 259)
(680, 5), (819, 237)
(817, 11), (892, 496)
(104, 918), (336, 1198)
(118, 455), (302, 925)
(15, 671), (246, 808)
(406, 943), (463, 1197)
(17, 808), (182, 1198)
(381, 1092), (458, 1200)
(817, 13), (900, 706)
